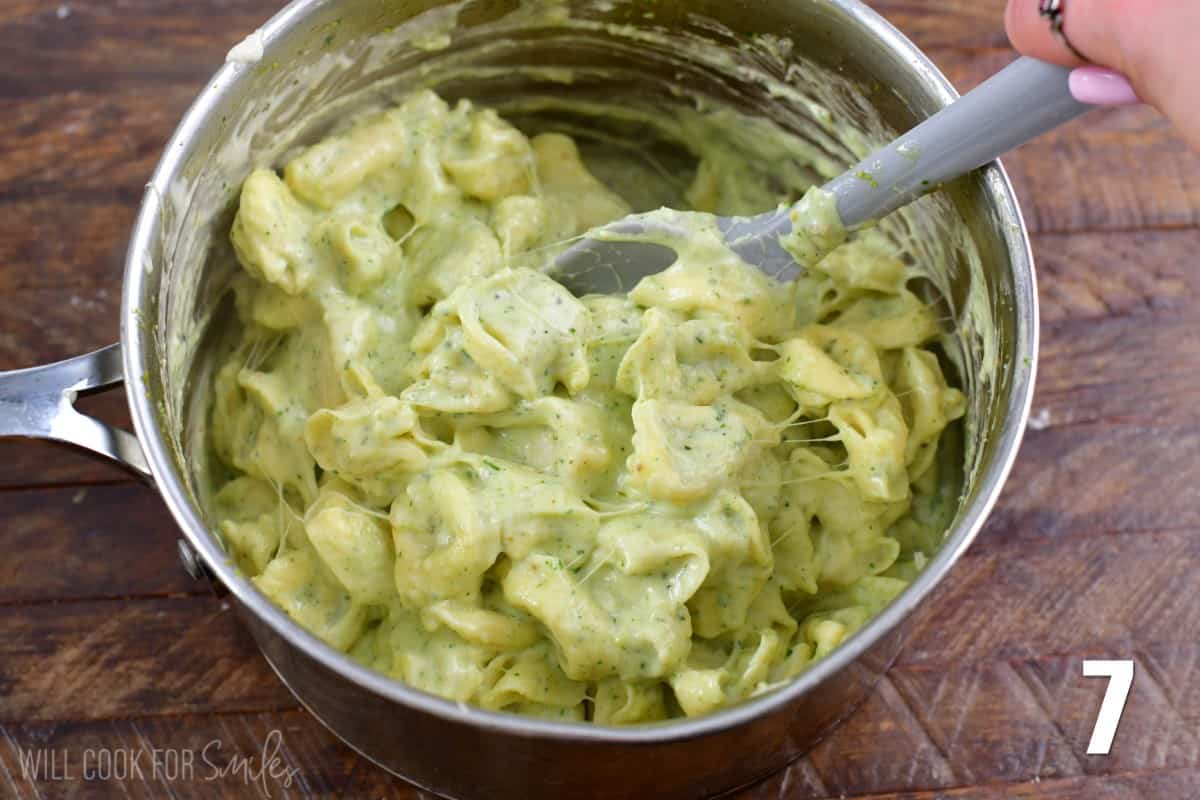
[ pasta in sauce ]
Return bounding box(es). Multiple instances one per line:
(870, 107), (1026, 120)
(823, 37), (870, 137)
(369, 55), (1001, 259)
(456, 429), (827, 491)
(210, 90), (965, 723)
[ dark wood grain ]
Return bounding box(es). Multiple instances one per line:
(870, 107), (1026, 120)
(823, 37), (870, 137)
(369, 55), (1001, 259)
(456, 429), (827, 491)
(745, 768), (1200, 800)
(900, 526), (1200, 666)
(0, 598), (294, 724)
(930, 47), (1200, 234)
(871, 0), (1012, 51)
(0, 285), (130, 489)
(0, 711), (411, 800)
(1034, 315), (1200, 429)
(1033, 229), (1200, 323)
(0, 508), (1195, 794)
(0, 1), (268, 98)
(0, 484), (200, 604)
(0, 0), (1197, 798)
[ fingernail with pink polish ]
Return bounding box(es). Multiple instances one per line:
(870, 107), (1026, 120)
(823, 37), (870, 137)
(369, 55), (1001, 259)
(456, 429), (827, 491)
(1069, 67), (1140, 106)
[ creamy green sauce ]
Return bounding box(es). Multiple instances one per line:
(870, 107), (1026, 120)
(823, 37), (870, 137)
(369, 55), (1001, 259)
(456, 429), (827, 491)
(208, 88), (966, 724)
(781, 188), (847, 269)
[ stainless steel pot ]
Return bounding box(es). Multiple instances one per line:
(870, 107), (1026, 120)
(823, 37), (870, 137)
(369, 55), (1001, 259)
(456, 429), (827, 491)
(0, 1), (1037, 797)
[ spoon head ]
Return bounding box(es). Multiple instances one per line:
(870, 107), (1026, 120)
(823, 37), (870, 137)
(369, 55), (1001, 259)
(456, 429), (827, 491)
(548, 218), (679, 296)
(718, 208), (801, 283)
(547, 208), (799, 296)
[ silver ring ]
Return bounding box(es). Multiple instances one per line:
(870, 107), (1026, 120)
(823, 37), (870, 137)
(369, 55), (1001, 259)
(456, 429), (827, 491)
(1039, 0), (1089, 61)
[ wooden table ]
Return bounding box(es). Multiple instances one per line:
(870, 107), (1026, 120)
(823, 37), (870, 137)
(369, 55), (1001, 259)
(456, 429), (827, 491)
(1, 1), (1197, 797)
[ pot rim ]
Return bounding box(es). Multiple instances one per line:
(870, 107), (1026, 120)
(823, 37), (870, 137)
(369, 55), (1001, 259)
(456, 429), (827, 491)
(120, 0), (1038, 745)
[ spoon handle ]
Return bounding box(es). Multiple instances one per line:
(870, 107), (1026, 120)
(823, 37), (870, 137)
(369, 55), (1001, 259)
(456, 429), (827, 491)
(823, 57), (1090, 229)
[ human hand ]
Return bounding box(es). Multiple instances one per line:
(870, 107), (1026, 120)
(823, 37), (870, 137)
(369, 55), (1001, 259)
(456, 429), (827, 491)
(1006, 0), (1200, 150)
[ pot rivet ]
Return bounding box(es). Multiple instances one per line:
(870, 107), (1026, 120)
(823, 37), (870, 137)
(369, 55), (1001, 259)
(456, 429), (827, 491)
(177, 539), (206, 580)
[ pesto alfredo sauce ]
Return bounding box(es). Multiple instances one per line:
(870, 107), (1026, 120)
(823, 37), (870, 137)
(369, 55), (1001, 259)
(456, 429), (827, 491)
(211, 90), (965, 723)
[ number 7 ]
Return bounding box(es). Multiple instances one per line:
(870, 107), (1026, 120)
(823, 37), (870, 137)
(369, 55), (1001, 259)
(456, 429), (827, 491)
(1082, 659), (1134, 755)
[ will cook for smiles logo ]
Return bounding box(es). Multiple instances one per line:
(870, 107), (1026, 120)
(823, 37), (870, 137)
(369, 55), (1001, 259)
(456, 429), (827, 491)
(14, 728), (302, 796)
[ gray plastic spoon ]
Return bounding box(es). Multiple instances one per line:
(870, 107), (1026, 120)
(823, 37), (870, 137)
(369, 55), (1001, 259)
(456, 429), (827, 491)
(551, 57), (1122, 294)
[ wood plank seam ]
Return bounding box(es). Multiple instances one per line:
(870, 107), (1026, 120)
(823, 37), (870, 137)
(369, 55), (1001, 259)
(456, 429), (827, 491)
(822, 764), (1200, 800)
(1018, 413), (1145, 432)
(0, 705), (310, 729)
(969, 524), (1200, 556)
(1029, 222), (1200, 236)
(0, 478), (135, 494)
(0, 591), (215, 610)
(1032, 225), (1200, 241)
(898, 641), (1156, 676)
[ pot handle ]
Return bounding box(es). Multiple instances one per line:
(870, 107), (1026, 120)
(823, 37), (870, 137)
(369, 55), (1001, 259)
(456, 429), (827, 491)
(0, 343), (153, 482)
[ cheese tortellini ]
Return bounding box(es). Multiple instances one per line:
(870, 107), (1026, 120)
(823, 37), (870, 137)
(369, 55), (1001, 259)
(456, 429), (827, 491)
(210, 91), (965, 724)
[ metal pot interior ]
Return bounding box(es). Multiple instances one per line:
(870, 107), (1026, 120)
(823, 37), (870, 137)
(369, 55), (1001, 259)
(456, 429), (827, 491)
(127, 0), (1031, 733)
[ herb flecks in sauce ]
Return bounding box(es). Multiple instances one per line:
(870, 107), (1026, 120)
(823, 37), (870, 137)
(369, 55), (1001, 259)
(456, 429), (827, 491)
(211, 90), (965, 724)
